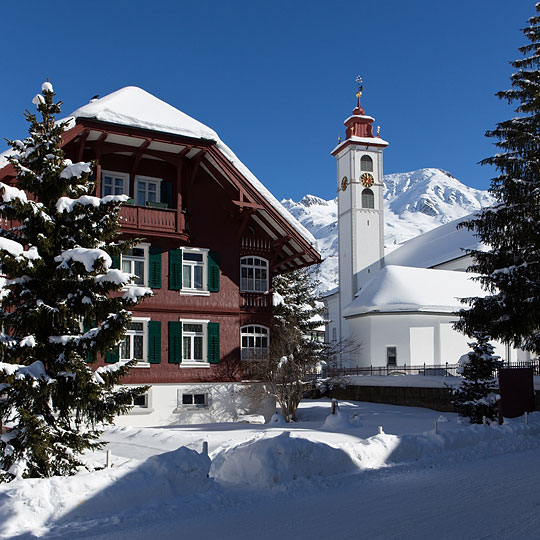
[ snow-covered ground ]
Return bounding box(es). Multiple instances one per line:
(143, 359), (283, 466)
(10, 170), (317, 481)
(2, 399), (540, 539)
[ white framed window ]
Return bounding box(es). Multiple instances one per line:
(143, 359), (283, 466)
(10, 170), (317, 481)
(240, 257), (269, 293)
(180, 319), (209, 366)
(135, 175), (161, 206)
(121, 244), (149, 286)
(179, 392), (208, 408)
(102, 171), (129, 197)
(120, 317), (150, 367)
(361, 155), (373, 172)
(182, 248), (208, 292)
(241, 325), (269, 361)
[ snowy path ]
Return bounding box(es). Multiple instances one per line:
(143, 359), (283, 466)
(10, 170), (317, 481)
(26, 445), (540, 540)
(4, 401), (540, 539)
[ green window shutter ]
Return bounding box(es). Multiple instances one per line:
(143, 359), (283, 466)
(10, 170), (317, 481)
(207, 322), (220, 364)
(105, 347), (119, 364)
(148, 320), (161, 364)
(149, 246), (162, 289)
(111, 254), (120, 270)
(207, 251), (220, 292)
(168, 321), (182, 364)
(169, 249), (183, 290)
(83, 321), (96, 363)
(160, 181), (173, 208)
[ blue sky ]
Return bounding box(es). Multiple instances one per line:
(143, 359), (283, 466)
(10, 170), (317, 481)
(1, 1), (534, 201)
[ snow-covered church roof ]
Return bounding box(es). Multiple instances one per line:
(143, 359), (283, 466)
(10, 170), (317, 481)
(384, 213), (484, 269)
(343, 265), (487, 317)
(64, 87), (316, 247)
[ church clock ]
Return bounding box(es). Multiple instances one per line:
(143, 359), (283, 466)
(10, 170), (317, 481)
(360, 173), (374, 188)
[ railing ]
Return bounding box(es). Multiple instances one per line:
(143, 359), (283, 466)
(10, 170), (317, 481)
(241, 236), (271, 252)
(326, 359), (540, 378)
(327, 364), (459, 378)
(240, 292), (272, 309)
(119, 205), (177, 233)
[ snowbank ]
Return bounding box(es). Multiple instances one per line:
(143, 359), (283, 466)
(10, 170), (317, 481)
(210, 431), (358, 488)
(0, 446), (211, 538)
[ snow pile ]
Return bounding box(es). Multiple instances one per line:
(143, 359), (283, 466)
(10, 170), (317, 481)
(321, 407), (356, 431)
(210, 431), (358, 488)
(0, 446), (211, 538)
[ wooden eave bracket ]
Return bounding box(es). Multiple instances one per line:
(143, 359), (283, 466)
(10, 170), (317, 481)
(231, 200), (264, 210)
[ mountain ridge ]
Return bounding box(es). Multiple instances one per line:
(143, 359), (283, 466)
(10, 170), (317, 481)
(281, 168), (494, 293)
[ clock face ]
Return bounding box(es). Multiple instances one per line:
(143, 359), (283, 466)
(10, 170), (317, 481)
(361, 173), (374, 188)
(341, 176), (348, 191)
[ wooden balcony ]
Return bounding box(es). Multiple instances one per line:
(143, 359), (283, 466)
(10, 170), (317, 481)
(240, 292), (272, 309)
(118, 205), (187, 239)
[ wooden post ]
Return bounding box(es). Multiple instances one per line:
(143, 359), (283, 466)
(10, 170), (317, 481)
(378, 426), (383, 435)
(106, 449), (111, 468)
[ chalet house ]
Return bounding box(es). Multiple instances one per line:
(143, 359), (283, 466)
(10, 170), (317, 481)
(0, 86), (320, 425)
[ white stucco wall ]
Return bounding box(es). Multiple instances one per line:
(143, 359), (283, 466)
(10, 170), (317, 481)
(114, 382), (276, 427)
(344, 311), (518, 368)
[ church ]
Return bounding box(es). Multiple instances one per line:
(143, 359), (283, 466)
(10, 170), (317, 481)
(324, 83), (532, 370)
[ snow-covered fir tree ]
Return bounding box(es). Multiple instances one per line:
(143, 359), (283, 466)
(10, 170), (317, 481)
(261, 269), (328, 422)
(0, 82), (151, 482)
(452, 333), (502, 424)
(455, 5), (540, 355)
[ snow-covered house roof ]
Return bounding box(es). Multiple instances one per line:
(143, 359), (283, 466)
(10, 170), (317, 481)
(384, 213), (484, 269)
(0, 86), (320, 271)
(63, 87), (316, 248)
(343, 265), (487, 317)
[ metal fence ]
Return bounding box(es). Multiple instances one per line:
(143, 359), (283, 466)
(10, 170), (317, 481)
(324, 359), (540, 379)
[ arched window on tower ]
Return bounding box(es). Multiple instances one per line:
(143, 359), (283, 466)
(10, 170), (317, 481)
(362, 188), (375, 209)
(361, 155), (373, 172)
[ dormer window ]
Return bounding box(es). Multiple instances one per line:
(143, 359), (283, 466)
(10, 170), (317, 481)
(361, 155), (373, 172)
(362, 188), (375, 209)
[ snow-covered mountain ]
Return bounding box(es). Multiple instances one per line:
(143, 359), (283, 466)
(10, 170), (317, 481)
(281, 168), (495, 293)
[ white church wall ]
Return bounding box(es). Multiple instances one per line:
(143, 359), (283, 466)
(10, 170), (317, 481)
(114, 382), (276, 427)
(346, 312), (478, 368)
(440, 322), (471, 364)
(410, 327), (435, 364)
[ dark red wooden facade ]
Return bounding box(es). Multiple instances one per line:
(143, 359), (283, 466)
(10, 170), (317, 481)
(0, 117), (320, 384)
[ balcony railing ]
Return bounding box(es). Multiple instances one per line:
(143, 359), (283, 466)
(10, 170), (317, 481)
(119, 205), (178, 234)
(240, 292), (272, 309)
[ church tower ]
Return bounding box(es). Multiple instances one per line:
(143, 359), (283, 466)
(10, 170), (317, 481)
(331, 78), (388, 312)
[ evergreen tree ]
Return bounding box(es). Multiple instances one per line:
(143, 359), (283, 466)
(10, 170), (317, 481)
(452, 333), (502, 424)
(455, 5), (540, 355)
(261, 269), (329, 422)
(0, 82), (151, 482)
